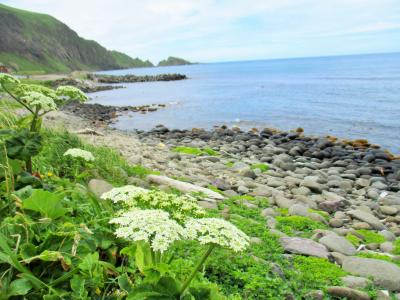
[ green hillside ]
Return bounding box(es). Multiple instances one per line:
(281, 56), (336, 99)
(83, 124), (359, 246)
(158, 56), (192, 66)
(0, 4), (153, 74)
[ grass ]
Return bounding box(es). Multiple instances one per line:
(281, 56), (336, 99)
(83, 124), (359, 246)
(250, 163), (269, 172)
(34, 129), (158, 185)
(346, 229), (386, 246)
(172, 146), (219, 156)
(276, 215), (327, 237)
(394, 238), (400, 255)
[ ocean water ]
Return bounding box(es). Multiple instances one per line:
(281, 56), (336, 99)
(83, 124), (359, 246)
(91, 52), (400, 153)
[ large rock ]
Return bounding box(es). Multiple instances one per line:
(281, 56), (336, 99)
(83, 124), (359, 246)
(347, 209), (385, 230)
(301, 177), (323, 193)
(88, 179), (113, 198)
(342, 275), (372, 289)
(147, 175), (224, 200)
(342, 256), (400, 291)
(279, 237), (329, 258)
(326, 286), (370, 300)
(319, 233), (356, 256)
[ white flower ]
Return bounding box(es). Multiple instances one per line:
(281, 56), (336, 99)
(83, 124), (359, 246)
(101, 185), (148, 203)
(0, 73), (20, 85)
(63, 148), (95, 162)
(56, 85), (88, 102)
(101, 186), (204, 221)
(21, 91), (57, 111)
(110, 209), (186, 253)
(185, 218), (249, 252)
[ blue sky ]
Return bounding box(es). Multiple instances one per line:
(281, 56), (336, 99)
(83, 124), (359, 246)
(2, 0), (400, 63)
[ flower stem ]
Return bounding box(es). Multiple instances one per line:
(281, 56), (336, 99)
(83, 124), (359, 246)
(179, 244), (215, 297)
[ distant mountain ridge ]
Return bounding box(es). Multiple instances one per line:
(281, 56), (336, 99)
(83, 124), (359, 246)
(0, 4), (153, 74)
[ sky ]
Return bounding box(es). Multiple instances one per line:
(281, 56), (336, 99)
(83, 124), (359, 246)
(2, 0), (400, 63)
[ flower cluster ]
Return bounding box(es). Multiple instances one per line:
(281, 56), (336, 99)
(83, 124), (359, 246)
(101, 185), (148, 203)
(0, 73), (20, 85)
(15, 84), (58, 101)
(185, 218), (249, 252)
(110, 209), (186, 253)
(21, 91), (57, 112)
(56, 85), (88, 102)
(63, 148), (95, 162)
(101, 186), (204, 221)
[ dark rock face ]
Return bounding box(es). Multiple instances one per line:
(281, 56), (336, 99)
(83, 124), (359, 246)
(88, 73), (187, 84)
(61, 100), (166, 124)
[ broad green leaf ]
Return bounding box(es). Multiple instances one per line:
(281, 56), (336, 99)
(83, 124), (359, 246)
(23, 189), (67, 219)
(78, 252), (99, 273)
(5, 129), (42, 161)
(8, 278), (32, 296)
(135, 242), (154, 274)
(118, 274), (133, 293)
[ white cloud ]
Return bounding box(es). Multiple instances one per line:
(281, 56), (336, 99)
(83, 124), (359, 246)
(1, 0), (399, 62)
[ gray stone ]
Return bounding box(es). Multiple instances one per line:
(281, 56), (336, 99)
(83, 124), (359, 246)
(342, 256), (400, 291)
(288, 204), (309, 217)
(380, 230), (396, 241)
(348, 209), (385, 230)
(275, 195), (295, 208)
(251, 186), (273, 197)
(326, 286), (370, 300)
(198, 200), (218, 209)
(380, 206), (398, 216)
(380, 194), (400, 206)
(88, 179), (113, 198)
(329, 218), (344, 228)
(301, 177), (323, 193)
(261, 208), (278, 217)
(380, 242), (394, 253)
(147, 175), (224, 200)
(319, 233), (357, 255)
(318, 200), (342, 213)
(279, 237), (329, 258)
(342, 275), (372, 289)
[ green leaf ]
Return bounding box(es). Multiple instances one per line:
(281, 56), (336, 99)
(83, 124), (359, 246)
(135, 242), (154, 274)
(118, 274), (133, 293)
(23, 189), (67, 219)
(70, 275), (89, 299)
(5, 129), (42, 161)
(8, 278), (32, 296)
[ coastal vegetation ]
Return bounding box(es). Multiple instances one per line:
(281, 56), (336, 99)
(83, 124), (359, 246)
(2, 73), (400, 299)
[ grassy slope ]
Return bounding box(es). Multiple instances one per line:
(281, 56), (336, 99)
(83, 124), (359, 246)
(0, 4), (152, 74)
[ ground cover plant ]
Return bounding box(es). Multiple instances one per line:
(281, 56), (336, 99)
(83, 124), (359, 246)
(0, 74), (384, 299)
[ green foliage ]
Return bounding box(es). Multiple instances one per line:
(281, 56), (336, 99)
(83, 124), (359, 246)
(346, 233), (362, 246)
(0, 3), (151, 73)
(394, 238), (400, 255)
(172, 146), (219, 156)
(308, 208), (330, 220)
(356, 229), (386, 244)
(292, 256), (347, 287)
(250, 163), (269, 172)
(23, 189), (67, 219)
(276, 216), (327, 237)
(4, 129), (42, 161)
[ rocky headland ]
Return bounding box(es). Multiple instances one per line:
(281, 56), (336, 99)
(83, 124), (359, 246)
(45, 109), (400, 297)
(87, 73), (187, 84)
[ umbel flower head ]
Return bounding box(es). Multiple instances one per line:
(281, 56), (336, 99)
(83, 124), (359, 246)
(185, 218), (250, 252)
(101, 186), (205, 221)
(110, 209), (186, 253)
(21, 91), (57, 112)
(101, 185), (148, 203)
(56, 85), (88, 102)
(63, 148), (95, 162)
(0, 73), (20, 85)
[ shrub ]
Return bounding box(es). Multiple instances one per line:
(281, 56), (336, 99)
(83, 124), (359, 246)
(172, 146), (219, 156)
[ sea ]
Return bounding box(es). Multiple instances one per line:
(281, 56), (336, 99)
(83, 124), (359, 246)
(91, 52), (400, 153)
